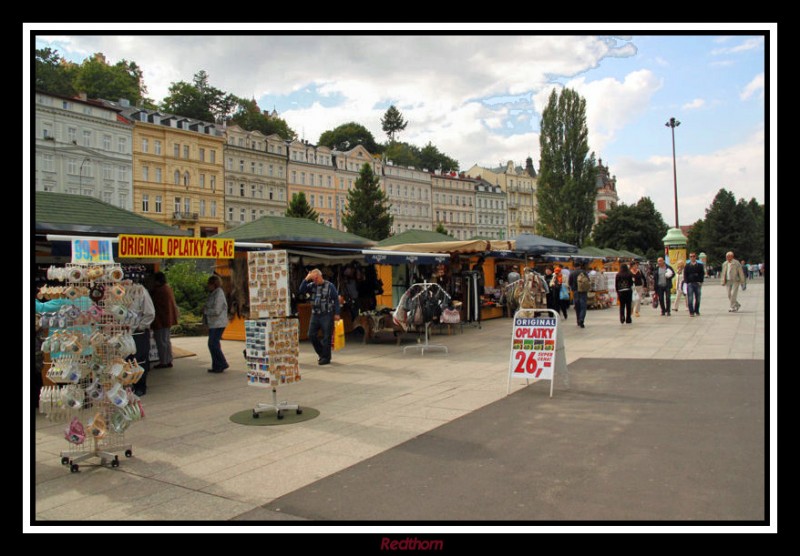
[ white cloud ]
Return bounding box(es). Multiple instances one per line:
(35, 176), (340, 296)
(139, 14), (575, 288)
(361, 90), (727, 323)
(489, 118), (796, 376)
(615, 127), (765, 224)
(741, 73), (765, 100)
(711, 36), (764, 55)
(682, 98), (705, 110)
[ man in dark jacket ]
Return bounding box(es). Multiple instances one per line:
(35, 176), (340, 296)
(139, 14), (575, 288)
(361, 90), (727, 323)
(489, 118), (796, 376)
(654, 257), (676, 316)
(568, 262), (589, 328)
(683, 252), (705, 317)
(299, 269), (341, 366)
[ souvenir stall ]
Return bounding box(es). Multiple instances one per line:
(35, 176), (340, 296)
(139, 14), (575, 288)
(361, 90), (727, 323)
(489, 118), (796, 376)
(211, 215), (376, 341)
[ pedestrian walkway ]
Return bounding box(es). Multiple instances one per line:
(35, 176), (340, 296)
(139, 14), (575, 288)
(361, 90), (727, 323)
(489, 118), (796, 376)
(29, 278), (770, 526)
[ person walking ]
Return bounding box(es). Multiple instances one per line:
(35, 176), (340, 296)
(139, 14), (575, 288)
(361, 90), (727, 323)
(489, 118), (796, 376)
(544, 267), (556, 311)
(299, 268), (341, 366)
(740, 260), (748, 291)
(654, 257), (676, 316)
(630, 261), (646, 317)
(203, 275), (229, 373)
(615, 263), (634, 324)
(549, 265), (569, 319)
(673, 260), (687, 312)
(683, 252), (704, 317)
(127, 283), (155, 396)
(569, 262), (589, 328)
(151, 271), (180, 369)
(721, 251), (746, 312)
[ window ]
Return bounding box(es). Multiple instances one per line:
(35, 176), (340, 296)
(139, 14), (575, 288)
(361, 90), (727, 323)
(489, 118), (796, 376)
(155, 196), (162, 213)
(210, 200), (217, 217)
(239, 160), (244, 172)
(327, 176), (332, 187)
(83, 130), (92, 147)
(269, 164), (274, 177)
(279, 189), (284, 201)
(174, 171), (180, 185)
(199, 174), (205, 188)
(184, 171), (190, 187)
(328, 196), (332, 209)
(251, 162), (256, 174)
(199, 199), (205, 216)
(184, 198), (191, 214)
(240, 208), (245, 222)
(210, 176), (216, 191)
(155, 140), (162, 155)
(141, 138), (149, 153)
(142, 166), (149, 182)
(257, 185), (263, 198)
(310, 194), (315, 207)
(155, 168), (162, 183)
(301, 172), (306, 185)
(102, 191), (112, 204)
(251, 209), (257, 221)
(210, 150), (215, 163)
(258, 163), (263, 175)
(41, 124), (53, 139)
(199, 148), (205, 162)
(67, 158), (77, 175)
(118, 166), (128, 182)
(228, 207), (234, 221)
(174, 144), (180, 158)
(240, 184), (245, 197)
(142, 194), (149, 212)
(118, 137), (127, 154)
(251, 184), (257, 197)
(227, 158), (233, 171)
(174, 197), (181, 214)
(269, 187), (274, 200)
(83, 106), (92, 116)
(183, 145), (189, 159)
(227, 182), (233, 195)
(67, 127), (77, 143)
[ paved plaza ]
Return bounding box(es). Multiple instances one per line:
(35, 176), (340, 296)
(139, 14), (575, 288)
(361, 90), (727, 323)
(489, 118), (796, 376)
(28, 277), (771, 528)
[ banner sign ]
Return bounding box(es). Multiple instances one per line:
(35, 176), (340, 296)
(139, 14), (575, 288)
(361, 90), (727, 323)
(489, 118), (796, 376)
(71, 237), (115, 264)
(508, 315), (557, 382)
(117, 234), (234, 259)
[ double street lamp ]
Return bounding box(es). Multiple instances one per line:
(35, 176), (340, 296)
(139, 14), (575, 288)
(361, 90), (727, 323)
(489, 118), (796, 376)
(665, 117), (680, 228)
(79, 157), (91, 192)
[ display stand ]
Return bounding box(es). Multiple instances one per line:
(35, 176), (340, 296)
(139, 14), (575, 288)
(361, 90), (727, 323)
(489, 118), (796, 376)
(402, 282), (450, 356)
(244, 250), (303, 420)
(38, 256), (144, 473)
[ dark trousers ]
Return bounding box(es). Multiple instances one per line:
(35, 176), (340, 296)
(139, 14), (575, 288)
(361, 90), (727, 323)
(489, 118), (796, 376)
(618, 290), (632, 323)
(656, 285), (671, 314)
(686, 283), (702, 315)
(127, 329), (151, 389)
(208, 327), (228, 371)
(573, 292), (587, 325)
(308, 312), (334, 361)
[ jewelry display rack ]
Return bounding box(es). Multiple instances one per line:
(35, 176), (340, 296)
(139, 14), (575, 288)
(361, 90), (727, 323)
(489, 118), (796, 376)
(38, 262), (144, 472)
(403, 282), (450, 357)
(244, 250), (303, 420)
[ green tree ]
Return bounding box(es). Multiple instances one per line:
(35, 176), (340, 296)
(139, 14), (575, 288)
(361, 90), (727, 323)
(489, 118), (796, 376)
(35, 47), (77, 96)
(434, 222), (451, 236)
(318, 122), (381, 153)
(591, 197), (668, 261)
(536, 88), (598, 247)
(702, 188), (739, 265)
(686, 218), (706, 256)
(341, 163), (393, 240)
(286, 192), (319, 221)
(160, 70), (236, 122)
(383, 141), (420, 167)
(419, 142), (459, 173)
(71, 52), (149, 106)
(229, 98), (295, 139)
(381, 105), (407, 142)
(164, 260), (211, 317)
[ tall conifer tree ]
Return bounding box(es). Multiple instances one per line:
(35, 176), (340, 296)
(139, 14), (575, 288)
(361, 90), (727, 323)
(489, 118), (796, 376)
(342, 163), (393, 240)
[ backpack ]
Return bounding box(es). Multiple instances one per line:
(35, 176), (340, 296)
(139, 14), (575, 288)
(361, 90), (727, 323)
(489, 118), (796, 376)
(577, 271), (591, 293)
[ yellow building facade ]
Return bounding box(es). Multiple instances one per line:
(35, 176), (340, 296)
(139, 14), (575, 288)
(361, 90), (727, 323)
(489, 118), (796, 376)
(286, 140), (339, 228)
(124, 108), (226, 237)
(465, 161), (536, 237)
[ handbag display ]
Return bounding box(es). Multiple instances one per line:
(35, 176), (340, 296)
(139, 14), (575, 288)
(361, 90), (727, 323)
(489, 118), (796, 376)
(440, 307), (461, 324)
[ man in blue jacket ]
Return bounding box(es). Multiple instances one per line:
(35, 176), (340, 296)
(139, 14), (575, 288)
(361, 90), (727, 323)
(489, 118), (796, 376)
(299, 269), (341, 365)
(654, 257), (676, 316)
(683, 252), (705, 317)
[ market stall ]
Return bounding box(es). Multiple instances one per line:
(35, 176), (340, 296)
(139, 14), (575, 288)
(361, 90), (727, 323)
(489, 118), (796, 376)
(212, 215), (377, 340)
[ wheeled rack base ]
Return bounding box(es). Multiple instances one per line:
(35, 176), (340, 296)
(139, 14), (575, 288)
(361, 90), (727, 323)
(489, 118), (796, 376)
(252, 388), (303, 420)
(60, 444), (133, 473)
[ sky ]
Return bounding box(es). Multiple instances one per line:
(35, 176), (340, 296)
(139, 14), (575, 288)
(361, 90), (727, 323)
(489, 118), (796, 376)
(28, 25), (773, 228)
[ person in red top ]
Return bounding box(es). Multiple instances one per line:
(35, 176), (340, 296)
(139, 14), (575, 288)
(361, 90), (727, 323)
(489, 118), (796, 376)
(151, 271), (180, 369)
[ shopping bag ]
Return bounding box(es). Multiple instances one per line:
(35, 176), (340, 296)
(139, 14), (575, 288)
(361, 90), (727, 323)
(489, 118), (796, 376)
(332, 319), (345, 351)
(632, 289), (640, 304)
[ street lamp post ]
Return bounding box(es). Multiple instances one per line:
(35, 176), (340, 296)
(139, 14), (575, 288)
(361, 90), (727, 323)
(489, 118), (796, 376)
(79, 158), (90, 193)
(665, 117), (680, 228)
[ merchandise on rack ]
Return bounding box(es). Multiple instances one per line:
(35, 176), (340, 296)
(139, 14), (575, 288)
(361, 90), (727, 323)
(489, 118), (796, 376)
(38, 263), (144, 472)
(245, 250), (303, 420)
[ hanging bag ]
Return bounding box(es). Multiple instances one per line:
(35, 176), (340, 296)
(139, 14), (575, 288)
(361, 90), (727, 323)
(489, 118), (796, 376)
(559, 285), (570, 301)
(332, 319), (345, 351)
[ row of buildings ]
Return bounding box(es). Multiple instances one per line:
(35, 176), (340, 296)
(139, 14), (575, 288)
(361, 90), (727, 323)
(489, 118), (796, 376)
(33, 91), (619, 240)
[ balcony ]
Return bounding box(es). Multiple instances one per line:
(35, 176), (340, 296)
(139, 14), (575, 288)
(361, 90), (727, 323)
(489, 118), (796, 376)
(173, 212), (199, 221)
(507, 201), (519, 209)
